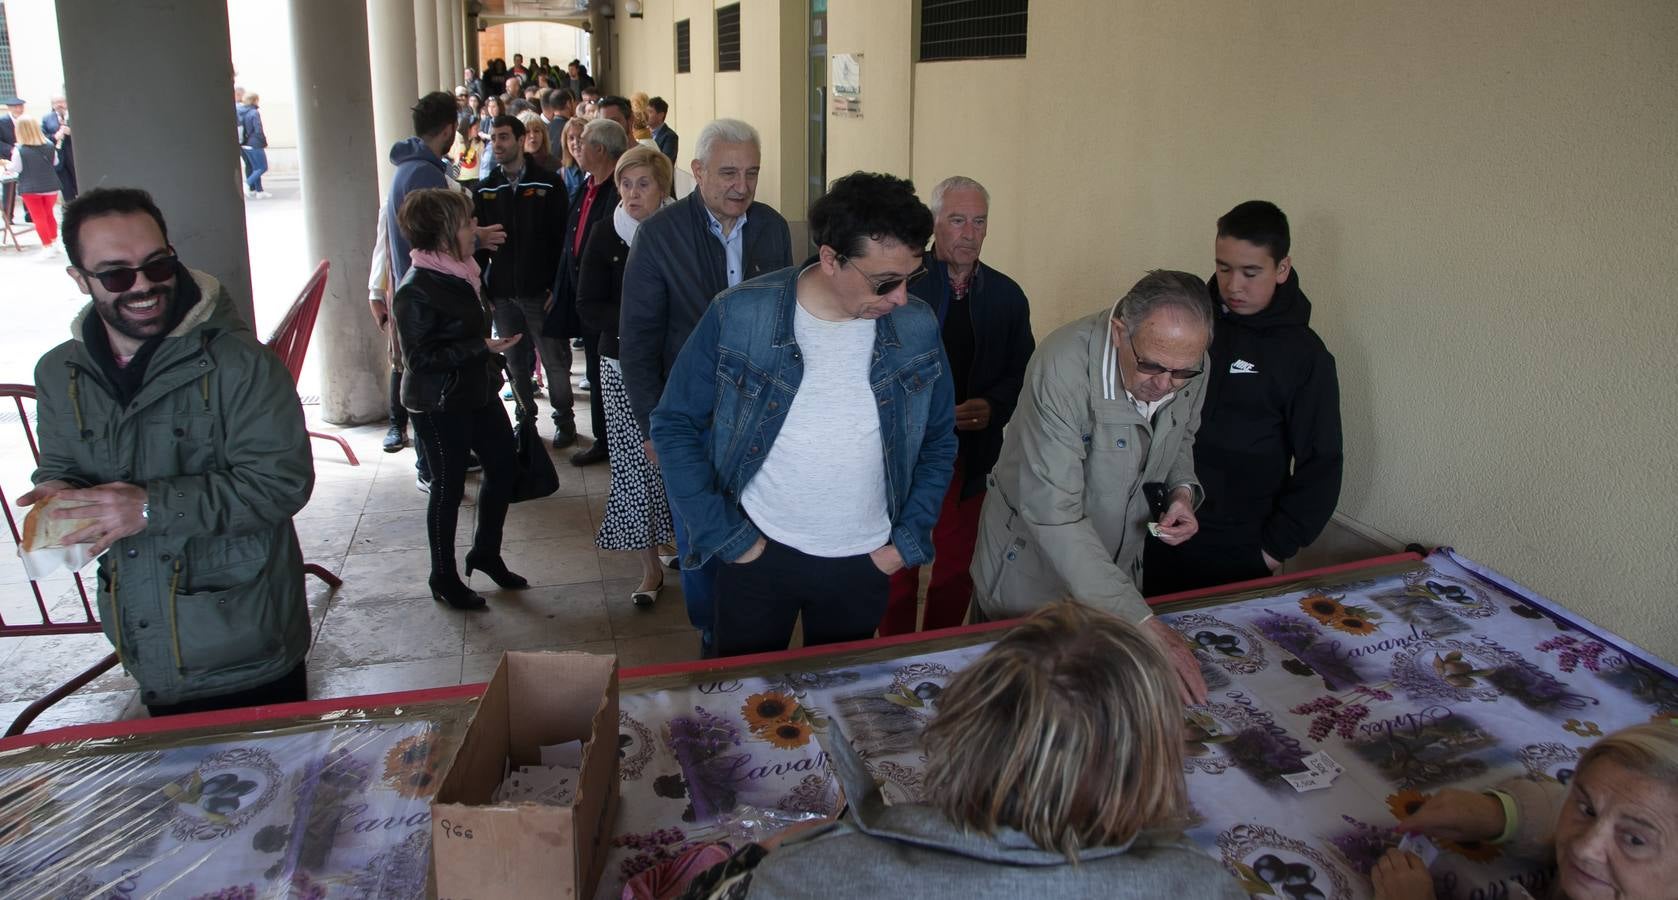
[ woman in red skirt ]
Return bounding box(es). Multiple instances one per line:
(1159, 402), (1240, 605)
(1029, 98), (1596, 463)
(5, 116), (63, 249)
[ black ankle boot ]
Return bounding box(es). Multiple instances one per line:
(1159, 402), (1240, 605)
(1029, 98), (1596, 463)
(463, 550), (529, 589)
(430, 575), (488, 610)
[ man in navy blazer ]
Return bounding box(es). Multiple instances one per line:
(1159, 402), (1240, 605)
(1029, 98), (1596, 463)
(620, 118), (792, 657)
(647, 97), (678, 164)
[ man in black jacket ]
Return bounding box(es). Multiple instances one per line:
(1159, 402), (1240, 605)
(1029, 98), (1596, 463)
(42, 96), (77, 202)
(647, 97), (678, 164)
(474, 114), (573, 444)
(548, 118), (627, 462)
(1144, 200), (1343, 595)
(0, 97), (21, 162)
(620, 117), (793, 657)
(880, 176), (1033, 635)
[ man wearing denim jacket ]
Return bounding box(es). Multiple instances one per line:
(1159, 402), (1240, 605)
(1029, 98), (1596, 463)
(650, 172), (956, 656)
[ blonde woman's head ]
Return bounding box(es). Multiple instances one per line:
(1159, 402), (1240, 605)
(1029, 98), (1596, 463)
(517, 111), (550, 158)
(14, 116), (45, 146)
(1554, 720), (1678, 900)
(921, 602), (1188, 859)
(561, 115), (588, 167)
(615, 145), (673, 221)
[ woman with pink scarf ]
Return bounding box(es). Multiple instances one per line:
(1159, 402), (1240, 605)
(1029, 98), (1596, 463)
(392, 188), (526, 609)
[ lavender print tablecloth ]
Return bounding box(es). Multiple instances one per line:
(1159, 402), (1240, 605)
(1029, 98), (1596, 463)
(595, 550), (1678, 900)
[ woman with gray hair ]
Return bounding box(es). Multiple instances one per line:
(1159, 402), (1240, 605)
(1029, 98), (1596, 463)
(678, 602), (1244, 898)
(576, 145), (677, 605)
(1375, 720), (1678, 900)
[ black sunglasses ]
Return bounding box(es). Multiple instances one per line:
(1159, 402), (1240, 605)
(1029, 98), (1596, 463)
(77, 254), (178, 292)
(837, 254), (925, 296)
(1128, 331), (1203, 380)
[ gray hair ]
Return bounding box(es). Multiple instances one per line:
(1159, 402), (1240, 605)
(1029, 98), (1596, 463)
(1114, 270), (1214, 339)
(929, 175), (989, 218)
(694, 118), (760, 166)
(582, 117), (628, 159)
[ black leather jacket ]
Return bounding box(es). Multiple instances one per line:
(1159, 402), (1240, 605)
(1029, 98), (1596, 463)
(393, 266), (502, 413)
(575, 216), (628, 359)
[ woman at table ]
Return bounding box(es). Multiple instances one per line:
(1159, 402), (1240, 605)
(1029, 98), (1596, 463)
(576, 145), (675, 608)
(1373, 720), (1678, 900)
(677, 602), (1246, 899)
(392, 188), (526, 610)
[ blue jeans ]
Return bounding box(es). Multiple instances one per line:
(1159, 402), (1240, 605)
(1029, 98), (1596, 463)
(671, 507), (718, 654)
(242, 148), (268, 192)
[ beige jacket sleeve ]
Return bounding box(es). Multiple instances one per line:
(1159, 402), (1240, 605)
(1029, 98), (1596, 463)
(1008, 345), (1152, 622)
(1493, 776), (1568, 860)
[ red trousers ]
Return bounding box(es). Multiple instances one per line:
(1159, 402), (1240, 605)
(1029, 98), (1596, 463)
(21, 193), (59, 246)
(881, 460), (984, 636)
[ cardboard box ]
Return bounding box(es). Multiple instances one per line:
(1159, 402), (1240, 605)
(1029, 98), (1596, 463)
(432, 651), (620, 899)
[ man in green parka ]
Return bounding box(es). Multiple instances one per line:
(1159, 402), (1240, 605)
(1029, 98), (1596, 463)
(20, 187), (316, 716)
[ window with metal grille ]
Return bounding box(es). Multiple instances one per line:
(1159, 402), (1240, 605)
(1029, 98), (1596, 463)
(919, 0), (1028, 61)
(716, 4), (741, 73)
(675, 19), (691, 74)
(0, 3), (16, 99)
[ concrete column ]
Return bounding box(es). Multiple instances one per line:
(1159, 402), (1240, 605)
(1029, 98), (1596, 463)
(434, 0), (454, 91)
(54, 0), (255, 324)
(367, 0), (418, 195)
(465, 10), (480, 70)
(289, 0), (386, 425)
(414, 0), (440, 94)
(590, 6), (611, 90)
(448, 1), (465, 87)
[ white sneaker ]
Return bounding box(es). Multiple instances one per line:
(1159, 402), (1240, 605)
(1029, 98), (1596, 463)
(256, 191), (272, 199)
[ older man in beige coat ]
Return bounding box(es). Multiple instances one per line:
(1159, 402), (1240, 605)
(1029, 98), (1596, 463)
(970, 269), (1214, 702)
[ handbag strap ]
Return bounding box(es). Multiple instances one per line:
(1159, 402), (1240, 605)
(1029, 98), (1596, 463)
(501, 356), (536, 422)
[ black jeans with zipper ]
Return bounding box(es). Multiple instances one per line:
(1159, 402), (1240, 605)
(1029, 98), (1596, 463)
(714, 538), (889, 656)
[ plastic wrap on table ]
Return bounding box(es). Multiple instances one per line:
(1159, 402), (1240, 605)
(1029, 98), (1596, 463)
(0, 697), (476, 899)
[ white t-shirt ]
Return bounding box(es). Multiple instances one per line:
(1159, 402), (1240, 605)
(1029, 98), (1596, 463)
(740, 301), (891, 557)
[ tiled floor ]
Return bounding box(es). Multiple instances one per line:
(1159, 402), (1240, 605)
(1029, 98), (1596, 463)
(0, 393), (709, 736)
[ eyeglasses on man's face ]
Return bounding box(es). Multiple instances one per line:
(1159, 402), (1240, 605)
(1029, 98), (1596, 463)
(837, 254), (925, 297)
(77, 254), (178, 293)
(1127, 330), (1202, 380)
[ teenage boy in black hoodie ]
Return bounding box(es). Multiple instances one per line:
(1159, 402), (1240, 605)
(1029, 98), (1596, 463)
(1144, 201), (1343, 595)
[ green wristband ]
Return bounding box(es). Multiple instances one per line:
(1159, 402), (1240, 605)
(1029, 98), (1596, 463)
(1487, 789), (1520, 845)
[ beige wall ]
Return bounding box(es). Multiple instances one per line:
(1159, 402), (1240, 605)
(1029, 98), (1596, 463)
(612, 0), (808, 230)
(615, 0), (1678, 661)
(6, 1), (65, 112)
(824, 0), (913, 183)
(228, 1), (298, 151)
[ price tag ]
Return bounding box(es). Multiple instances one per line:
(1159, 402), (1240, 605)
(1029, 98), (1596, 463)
(1282, 751), (1344, 792)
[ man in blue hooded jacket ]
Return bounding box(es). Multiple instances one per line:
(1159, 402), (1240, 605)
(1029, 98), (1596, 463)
(379, 92), (505, 488)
